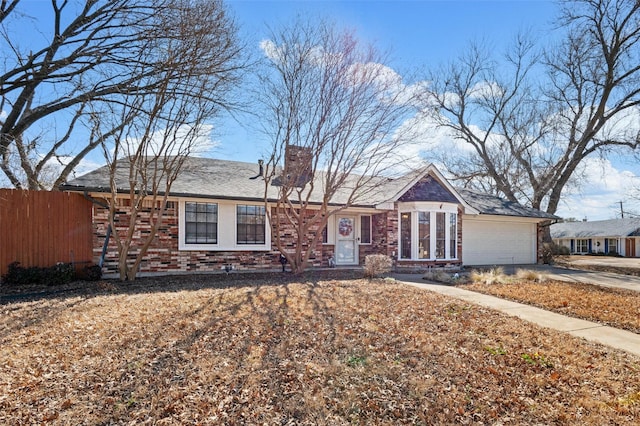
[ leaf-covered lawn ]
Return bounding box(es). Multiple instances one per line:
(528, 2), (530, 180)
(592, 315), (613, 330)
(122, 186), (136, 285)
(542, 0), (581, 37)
(461, 279), (640, 334)
(3, 275), (640, 424)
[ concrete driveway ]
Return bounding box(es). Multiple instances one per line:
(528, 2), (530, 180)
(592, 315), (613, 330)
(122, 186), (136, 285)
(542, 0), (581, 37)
(537, 256), (640, 292)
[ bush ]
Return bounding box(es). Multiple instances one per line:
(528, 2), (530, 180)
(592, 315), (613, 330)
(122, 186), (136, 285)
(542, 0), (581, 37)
(2, 261), (76, 286)
(515, 269), (547, 283)
(470, 267), (507, 285)
(82, 264), (103, 281)
(363, 254), (393, 278)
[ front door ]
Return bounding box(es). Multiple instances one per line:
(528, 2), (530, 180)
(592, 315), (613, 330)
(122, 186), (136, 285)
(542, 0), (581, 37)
(626, 238), (637, 257)
(335, 216), (358, 265)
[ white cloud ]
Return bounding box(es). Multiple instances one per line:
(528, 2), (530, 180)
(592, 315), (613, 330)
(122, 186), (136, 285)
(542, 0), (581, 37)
(259, 39), (282, 62)
(556, 158), (640, 220)
(469, 81), (503, 99)
(114, 123), (218, 160)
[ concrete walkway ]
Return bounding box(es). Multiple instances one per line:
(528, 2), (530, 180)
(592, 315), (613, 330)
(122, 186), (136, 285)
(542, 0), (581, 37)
(393, 273), (640, 357)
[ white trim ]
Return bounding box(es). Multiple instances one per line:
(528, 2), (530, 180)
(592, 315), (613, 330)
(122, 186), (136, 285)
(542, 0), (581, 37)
(178, 198), (271, 251)
(335, 215), (359, 265)
(322, 216), (335, 245)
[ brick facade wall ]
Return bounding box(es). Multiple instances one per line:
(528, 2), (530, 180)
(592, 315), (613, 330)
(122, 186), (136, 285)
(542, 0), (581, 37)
(93, 201), (340, 275)
(93, 198), (532, 275)
(94, 202), (285, 275)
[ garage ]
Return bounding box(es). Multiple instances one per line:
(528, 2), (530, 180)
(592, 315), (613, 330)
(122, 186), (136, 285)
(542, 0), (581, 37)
(462, 216), (537, 265)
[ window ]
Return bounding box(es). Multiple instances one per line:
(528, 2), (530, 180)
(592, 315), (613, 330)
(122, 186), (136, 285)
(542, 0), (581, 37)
(576, 239), (589, 253)
(449, 213), (457, 259)
(360, 215), (371, 244)
(607, 238), (617, 254)
(400, 213), (412, 259)
(435, 212), (445, 259)
(398, 204), (458, 261)
(418, 212), (430, 259)
(237, 205), (266, 244)
(321, 226), (328, 244)
(185, 202), (218, 244)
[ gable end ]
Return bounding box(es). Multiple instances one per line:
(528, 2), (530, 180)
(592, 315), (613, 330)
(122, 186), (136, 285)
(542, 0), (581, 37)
(398, 175), (459, 203)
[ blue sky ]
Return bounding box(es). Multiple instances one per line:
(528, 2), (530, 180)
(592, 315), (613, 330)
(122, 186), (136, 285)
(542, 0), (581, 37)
(6, 0), (639, 219)
(220, 0), (639, 220)
(220, 0), (560, 161)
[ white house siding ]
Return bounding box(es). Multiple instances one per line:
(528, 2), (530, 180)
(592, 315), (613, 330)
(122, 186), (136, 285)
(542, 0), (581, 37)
(462, 216), (537, 265)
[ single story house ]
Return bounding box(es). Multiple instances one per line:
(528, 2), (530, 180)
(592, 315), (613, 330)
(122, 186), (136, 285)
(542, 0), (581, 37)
(61, 156), (557, 274)
(551, 218), (640, 257)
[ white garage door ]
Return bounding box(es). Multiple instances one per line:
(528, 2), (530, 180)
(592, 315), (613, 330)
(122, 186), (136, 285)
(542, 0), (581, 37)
(462, 218), (536, 265)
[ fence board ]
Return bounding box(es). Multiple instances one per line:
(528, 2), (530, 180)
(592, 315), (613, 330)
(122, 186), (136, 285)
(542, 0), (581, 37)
(0, 190), (93, 277)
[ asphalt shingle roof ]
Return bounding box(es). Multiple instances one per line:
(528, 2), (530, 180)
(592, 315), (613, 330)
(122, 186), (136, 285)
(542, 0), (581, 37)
(456, 188), (558, 220)
(551, 218), (640, 239)
(62, 157), (554, 220)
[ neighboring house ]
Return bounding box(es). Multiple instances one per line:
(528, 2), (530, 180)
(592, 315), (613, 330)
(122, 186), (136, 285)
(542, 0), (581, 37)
(551, 218), (640, 257)
(61, 157), (557, 275)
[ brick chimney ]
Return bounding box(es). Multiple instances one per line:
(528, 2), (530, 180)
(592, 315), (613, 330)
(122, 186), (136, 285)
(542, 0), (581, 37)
(284, 145), (313, 186)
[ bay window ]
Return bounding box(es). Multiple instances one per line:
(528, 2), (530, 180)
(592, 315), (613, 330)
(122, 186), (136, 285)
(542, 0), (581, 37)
(398, 203), (458, 261)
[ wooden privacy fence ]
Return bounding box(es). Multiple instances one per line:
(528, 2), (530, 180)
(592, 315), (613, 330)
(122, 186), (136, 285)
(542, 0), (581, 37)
(0, 189), (93, 277)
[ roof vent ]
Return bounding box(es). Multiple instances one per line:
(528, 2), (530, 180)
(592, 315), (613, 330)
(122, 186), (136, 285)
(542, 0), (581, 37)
(249, 159), (264, 180)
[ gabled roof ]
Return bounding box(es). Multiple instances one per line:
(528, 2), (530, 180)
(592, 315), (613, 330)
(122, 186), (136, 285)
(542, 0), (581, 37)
(61, 157), (555, 220)
(384, 164), (479, 214)
(551, 218), (640, 239)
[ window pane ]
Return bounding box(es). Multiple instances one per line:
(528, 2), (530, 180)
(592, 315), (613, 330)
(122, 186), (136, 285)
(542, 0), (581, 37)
(400, 213), (412, 259)
(436, 212), (445, 259)
(237, 205), (266, 244)
(321, 226), (328, 244)
(576, 239), (588, 253)
(360, 215), (371, 244)
(185, 202), (217, 244)
(418, 212), (430, 259)
(185, 223), (197, 243)
(449, 213), (457, 258)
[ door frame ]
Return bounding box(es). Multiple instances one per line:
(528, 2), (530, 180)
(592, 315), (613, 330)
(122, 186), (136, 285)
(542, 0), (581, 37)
(335, 215), (359, 265)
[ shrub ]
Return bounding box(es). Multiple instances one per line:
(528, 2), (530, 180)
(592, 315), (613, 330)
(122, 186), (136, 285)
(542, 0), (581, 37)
(363, 254), (393, 278)
(83, 264), (103, 281)
(515, 269), (547, 283)
(2, 261), (76, 286)
(470, 267), (507, 285)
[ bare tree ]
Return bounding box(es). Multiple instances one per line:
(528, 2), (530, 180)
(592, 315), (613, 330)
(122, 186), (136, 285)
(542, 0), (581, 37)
(421, 0), (640, 216)
(258, 19), (415, 274)
(0, 0), (243, 189)
(94, 0), (243, 281)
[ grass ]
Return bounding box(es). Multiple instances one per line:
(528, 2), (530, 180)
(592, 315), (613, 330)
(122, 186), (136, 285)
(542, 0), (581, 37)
(2, 274), (640, 424)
